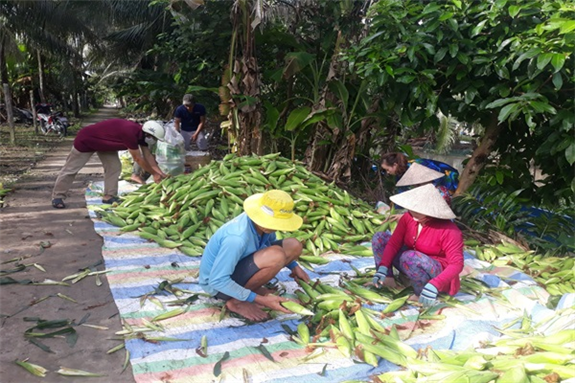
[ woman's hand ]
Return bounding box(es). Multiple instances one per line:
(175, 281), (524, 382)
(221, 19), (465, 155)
(380, 276), (399, 289)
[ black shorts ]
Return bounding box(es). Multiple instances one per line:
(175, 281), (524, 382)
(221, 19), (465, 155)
(215, 240), (283, 301)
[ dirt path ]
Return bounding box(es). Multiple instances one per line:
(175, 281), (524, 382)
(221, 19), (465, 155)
(0, 107), (136, 383)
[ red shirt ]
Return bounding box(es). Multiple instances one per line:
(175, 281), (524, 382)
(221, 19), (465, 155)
(74, 119), (145, 152)
(379, 212), (464, 295)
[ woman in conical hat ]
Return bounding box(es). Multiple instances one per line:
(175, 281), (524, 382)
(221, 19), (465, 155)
(371, 184), (464, 307)
(199, 190), (310, 322)
(380, 152), (459, 204)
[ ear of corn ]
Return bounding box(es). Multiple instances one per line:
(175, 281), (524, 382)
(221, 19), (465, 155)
(281, 301), (314, 316)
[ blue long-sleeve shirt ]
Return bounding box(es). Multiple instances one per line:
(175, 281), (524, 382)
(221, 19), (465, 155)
(199, 213), (276, 302)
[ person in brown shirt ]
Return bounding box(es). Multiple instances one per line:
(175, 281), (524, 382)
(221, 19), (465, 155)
(51, 119), (167, 208)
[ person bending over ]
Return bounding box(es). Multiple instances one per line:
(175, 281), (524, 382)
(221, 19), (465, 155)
(51, 119), (167, 208)
(371, 184), (464, 307)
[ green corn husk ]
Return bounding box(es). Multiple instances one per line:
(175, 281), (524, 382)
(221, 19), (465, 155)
(297, 322), (310, 345)
(338, 309), (354, 342)
(152, 307), (186, 322)
(281, 300), (314, 316)
(381, 294), (409, 314)
(377, 370), (416, 383)
(498, 366), (529, 383)
(15, 359), (48, 377)
(462, 354), (489, 370)
(331, 327), (352, 358)
(56, 367), (106, 377)
(418, 370), (498, 383)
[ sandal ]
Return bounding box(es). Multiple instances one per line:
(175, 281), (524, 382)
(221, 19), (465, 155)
(102, 196), (122, 204)
(52, 198), (66, 209)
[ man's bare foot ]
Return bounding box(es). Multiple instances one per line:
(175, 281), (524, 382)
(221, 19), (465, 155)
(226, 299), (269, 321)
(130, 174), (145, 184)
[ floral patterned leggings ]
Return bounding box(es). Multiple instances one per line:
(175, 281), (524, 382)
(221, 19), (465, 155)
(372, 231), (443, 295)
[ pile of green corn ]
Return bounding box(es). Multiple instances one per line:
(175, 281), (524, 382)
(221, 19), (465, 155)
(470, 241), (575, 296)
(280, 276), (419, 367)
(375, 307), (575, 383)
(100, 153), (394, 258)
(276, 276), (574, 383)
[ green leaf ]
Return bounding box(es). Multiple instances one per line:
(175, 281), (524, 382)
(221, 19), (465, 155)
(457, 53), (469, 65)
(496, 170), (504, 185)
(486, 98), (514, 109)
(508, 5), (521, 17)
(465, 87), (478, 104)
(536, 53), (553, 70)
(566, 143), (575, 165)
(449, 44), (459, 58)
(256, 344), (275, 362)
(397, 75), (416, 84)
(300, 109), (332, 129)
(529, 101), (557, 115)
(513, 48), (541, 71)
(434, 47), (448, 63)
(439, 12), (454, 21)
(552, 72), (563, 90)
(559, 20), (575, 34)
(282, 52), (315, 79)
(551, 54), (565, 73)
(213, 351), (230, 377)
(263, 101), (280, 133)
(285, 107), (311, 131)
(330, 80), (349, 111)
(326, 113), (342, 130)
(498, 102), (519, 122)
(498, 38), (514, 52)
(471, 20), (487, 37)
(422, 3), (441, 15)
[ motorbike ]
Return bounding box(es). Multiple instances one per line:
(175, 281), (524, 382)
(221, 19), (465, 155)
(35, 103), (69, 137)
(14, 107), (34, 125)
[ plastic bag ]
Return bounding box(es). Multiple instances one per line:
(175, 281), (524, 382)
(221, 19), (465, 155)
(156, 120), (185, 176)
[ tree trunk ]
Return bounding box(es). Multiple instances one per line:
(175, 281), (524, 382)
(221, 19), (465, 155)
(37, 50), (46, 103)
(73, 91), (80, 117)
(3, 84), (15, 144)
(304, 31), (343, 176)
(30, 90), (38, 135)
(454, 112), (501, 195)
(226, 0), (262, 156)
(0, 41), (8, 85)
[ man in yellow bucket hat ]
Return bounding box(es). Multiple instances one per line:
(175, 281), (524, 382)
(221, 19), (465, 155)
(199, 190), (310, 321)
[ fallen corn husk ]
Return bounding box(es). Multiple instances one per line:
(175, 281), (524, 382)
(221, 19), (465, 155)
(15, 359), (48, 377)
(56, 367), (106, 377)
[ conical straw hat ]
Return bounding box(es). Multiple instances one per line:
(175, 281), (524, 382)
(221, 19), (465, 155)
(390, 184), (456, 219)
(396, 162), (444, 187)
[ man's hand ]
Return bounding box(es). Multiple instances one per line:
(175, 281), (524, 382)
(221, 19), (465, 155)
(153, 173), (164, 183)
(290, 265), (310, 283)
(256, 294), (292, 314)
(191, 132), (198, 142)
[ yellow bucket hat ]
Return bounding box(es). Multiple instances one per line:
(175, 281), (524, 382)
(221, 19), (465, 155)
(243, 190), (303, 231)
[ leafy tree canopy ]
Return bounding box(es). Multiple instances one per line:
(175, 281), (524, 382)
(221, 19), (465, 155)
(344, 0), (574, 206)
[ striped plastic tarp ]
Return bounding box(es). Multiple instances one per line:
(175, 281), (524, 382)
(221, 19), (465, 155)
(86, 181), (556, 383)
